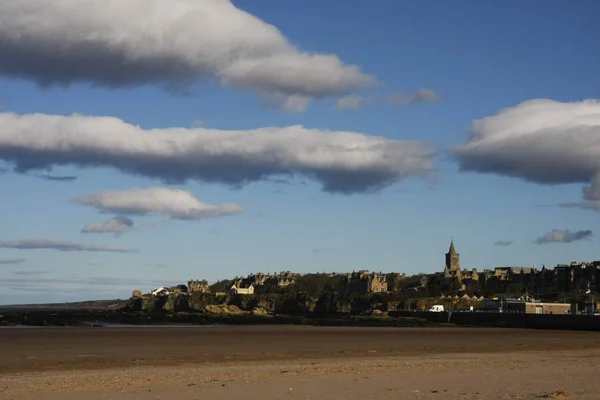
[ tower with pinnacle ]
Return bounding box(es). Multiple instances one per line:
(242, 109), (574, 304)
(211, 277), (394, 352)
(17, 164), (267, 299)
(444, 240), (462, 280)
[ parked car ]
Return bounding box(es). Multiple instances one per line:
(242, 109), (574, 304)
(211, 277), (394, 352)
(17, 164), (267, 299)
(428, 305), (445, 312)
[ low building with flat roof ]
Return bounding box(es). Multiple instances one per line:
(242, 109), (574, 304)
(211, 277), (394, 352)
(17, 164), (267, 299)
(525, 302), (570, 314)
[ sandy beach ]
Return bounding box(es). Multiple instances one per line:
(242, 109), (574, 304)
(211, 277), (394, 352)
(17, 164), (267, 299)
(1, 326), (599, 399)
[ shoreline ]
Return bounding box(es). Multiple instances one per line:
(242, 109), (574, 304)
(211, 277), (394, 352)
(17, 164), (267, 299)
(2, 325), (599, 399)
(2, 349), (597, 399)
(0, 309), (449, 329)
(2, 325), (599, 374)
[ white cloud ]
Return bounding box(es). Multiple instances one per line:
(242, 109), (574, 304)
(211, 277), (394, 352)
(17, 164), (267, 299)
(0, 112), (435, 194)
(0, 239), (136, 252)
(74, 187), (243, 220)
(0, 0), (376, 110)
(534, 229), (593, 244)
(453, 99), (600, 208)
(335, 89), (440, 111)
(454, 99), (600, 184)
(583, 173), (600, 200)
(81, 215), (134, 234)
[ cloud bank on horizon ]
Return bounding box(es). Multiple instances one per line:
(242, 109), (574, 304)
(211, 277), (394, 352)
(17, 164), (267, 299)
(75, 187), (243, 220)
(0, 112), (436, 194)
(0, 239), (136, 253)
(534, 229), (593, 245)
(454, 99), (600, 209)
(0, 0), (377, 111)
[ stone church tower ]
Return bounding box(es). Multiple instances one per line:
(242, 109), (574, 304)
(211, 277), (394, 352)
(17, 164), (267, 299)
(444, 240), (462, 280)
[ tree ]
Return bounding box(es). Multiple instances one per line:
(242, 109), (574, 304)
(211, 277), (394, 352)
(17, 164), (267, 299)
(209, 279), (232, 293)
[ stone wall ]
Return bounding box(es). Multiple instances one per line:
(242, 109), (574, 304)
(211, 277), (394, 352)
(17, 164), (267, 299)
(390, 310), (600, 331)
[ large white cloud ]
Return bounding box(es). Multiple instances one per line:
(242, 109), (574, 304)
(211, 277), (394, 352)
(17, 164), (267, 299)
(0, 0), (376, 110)
(74, 188), (243, 220)
(0, 112), (435, 194)
(453, 99), (600, 207)
(0, 239), (136, 253)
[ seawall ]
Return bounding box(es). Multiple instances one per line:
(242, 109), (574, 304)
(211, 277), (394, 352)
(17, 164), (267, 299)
(390, 311), (600, 331)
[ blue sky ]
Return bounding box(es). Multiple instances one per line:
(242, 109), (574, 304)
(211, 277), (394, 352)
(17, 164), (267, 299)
(0, 0), (599, 303)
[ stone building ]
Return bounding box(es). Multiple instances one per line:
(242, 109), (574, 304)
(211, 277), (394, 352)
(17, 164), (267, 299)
(273, 271), (297, 287)
(342, 270), (388, 294)
(230, 278), (255, 295)
(188, 279), (210, 293)
(237, 272), (297, 290)
(475, 259), (600, 296)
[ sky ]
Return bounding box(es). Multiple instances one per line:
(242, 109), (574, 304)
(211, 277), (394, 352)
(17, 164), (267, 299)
(0, 0), (599, 304)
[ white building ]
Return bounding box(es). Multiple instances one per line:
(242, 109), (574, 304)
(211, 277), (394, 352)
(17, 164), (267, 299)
(230, 284), (255, 295)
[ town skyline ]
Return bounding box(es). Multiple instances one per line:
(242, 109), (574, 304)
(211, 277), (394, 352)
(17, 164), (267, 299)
(1, 236), (599, 304)
(1, 1), (599, 304)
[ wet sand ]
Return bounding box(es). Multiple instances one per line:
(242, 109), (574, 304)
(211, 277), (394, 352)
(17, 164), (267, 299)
(1, 326), (600, 399)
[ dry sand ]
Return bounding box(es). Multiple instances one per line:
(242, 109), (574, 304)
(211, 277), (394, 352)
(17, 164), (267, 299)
(1, 325), (599, 399)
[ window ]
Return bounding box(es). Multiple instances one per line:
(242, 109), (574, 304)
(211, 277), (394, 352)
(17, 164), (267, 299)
(535, 306), (542, 314)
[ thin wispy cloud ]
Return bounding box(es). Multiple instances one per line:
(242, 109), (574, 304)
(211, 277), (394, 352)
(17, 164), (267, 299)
(312, 248), (338, 254)
(87, 262), (105, 267)
(260, 92), (311, 113)
(3, 275), (181, 294)
(534, 229), (593, 245)
(0, 239), (136, 253)
(190, 120), (205, 128)
(37, 174), (78, 182)
(0, 0), (377, 111)
(335, 89), (440, 111)
(144, 263), (170, 269)
(11, 270), (49, 276)
(0, 167), (78, 181)
(0, 258), (25, 265)
(494, 240), (513, 247)
(0, 112), (436, 194)
(74, 188), (243, 220)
